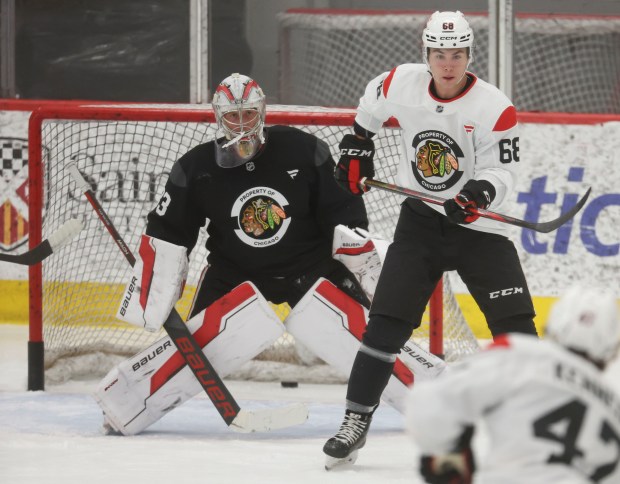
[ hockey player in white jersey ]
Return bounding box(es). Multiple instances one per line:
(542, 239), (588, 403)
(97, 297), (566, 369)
(324, 10), (538, 467)
(407, 285), (620, 484)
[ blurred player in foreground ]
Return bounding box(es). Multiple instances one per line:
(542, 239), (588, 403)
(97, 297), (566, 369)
(407, 286), (620, 484)
(94, 73), (445, 435)
(323, 10), (538, 468)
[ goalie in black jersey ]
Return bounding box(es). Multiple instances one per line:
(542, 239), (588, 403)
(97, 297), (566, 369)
(95, 74), (445, 436)
(139, 72), (371, 318)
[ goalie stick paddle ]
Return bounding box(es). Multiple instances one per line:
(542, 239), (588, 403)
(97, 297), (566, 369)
(362, 178), (591, 234)
(68, 163), (308, 433)
(0, 218), (83, 265)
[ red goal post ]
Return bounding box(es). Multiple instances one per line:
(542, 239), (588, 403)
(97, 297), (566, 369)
(27, 104), (478, 390)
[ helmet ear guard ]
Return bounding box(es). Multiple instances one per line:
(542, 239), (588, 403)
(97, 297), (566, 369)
(212, 73), (266, 167)
(422, 11), (474, 67)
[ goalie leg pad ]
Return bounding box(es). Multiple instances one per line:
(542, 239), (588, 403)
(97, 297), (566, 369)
(285, 279), (445, 413)
(95, 282), (284, 435)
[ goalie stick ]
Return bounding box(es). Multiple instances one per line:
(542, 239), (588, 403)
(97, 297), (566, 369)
(68, 163), (308, 433)
(362, 178), (591, 234)
(0, 218), (83, 265)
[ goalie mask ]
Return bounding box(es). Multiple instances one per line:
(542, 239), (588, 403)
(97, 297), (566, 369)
(422, 11), (474, 67)
(212, 73), (266, 168)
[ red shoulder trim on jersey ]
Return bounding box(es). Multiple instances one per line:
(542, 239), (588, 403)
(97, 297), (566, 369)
(493, 106), (518, 132)
(382, 68), (397, 98)
(487, 334), (511, 350)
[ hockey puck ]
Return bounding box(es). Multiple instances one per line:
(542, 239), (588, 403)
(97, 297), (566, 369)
(281, 381), (299, 388)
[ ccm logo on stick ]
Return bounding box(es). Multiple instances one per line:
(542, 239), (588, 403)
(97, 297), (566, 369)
(489, 287), (524, 299)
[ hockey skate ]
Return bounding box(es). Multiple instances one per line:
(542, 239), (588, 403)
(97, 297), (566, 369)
(323, 409), (373, 470)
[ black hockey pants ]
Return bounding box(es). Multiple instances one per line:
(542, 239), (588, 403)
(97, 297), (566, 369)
(366, 198), (537, 354)
(345, 198), (537, 409)
(189, 257), (370, 318)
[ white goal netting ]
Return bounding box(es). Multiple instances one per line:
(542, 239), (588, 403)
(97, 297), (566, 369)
(279, 11), (620, 113)
(30, 105), (479, 385)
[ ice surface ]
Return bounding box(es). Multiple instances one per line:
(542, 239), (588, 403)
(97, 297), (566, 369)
(0, 325), (418, 484)
(2, 324), (619, 484)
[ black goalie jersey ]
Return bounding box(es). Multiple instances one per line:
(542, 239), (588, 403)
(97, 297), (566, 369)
(146, 125), (368, 278)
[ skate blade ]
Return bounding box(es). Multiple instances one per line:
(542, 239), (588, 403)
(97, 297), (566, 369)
(325, 450), (359, 471)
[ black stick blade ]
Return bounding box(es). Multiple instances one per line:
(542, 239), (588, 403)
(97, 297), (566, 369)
(363, 178), (591, 234)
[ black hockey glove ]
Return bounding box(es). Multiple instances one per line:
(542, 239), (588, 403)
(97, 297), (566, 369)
(443, 179), (496, 224)
(419, 449), (475, 484)
(419, 426), (476, 484)
(334, 134), (375, 196)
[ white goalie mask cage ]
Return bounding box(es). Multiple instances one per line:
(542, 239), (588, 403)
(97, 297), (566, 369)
(422, 11), (474, 67)
(212, 73), (267, 168)
(545, 285), (620, 365)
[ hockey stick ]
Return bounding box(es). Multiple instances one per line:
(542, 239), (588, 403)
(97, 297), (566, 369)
(362, 178), (591, 234)
(0, 218), (83, 265)
(68, 163), (308, 433)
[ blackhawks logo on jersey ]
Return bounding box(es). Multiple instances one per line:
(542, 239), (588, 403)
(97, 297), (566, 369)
(411, 131), (465, 191)
(242, 198), (287, 236)
(232, 187), (291, 247)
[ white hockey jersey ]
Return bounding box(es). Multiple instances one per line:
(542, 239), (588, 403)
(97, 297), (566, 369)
(356, 64), (521, 235)
(408, 334), (620, 484)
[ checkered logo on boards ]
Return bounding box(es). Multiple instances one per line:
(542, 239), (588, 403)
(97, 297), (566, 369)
(0, 138), (30, 251)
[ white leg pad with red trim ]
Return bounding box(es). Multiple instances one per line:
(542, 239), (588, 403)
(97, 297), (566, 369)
(94, 282), (284, 435)
(285, 278), (446, 413)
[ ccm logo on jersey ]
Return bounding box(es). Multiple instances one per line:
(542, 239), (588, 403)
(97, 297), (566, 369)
(119, 276), (138, 316)
(489, 287), (524, 299)
(131, 340), (172, 372)
(340, 148), (373, 157)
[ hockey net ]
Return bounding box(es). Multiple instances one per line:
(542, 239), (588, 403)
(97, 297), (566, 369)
(279, 10), (620, 114)
(28, 104), (478, 386)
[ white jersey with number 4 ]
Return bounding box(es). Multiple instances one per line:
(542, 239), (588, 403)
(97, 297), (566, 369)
(356, 63), (521, 235)
(408, 334), (620, 484)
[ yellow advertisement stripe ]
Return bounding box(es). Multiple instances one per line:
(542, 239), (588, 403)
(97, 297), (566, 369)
(0, 280), (196, 326)
(455, 293), (557, 339)
(0, 279), (560, 337)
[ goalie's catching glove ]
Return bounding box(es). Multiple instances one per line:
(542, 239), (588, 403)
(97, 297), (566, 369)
(334, 134), (375, 195)
(443, 179), (496, 224)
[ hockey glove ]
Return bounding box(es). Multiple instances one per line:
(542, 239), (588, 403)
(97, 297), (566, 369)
(334, 134), (375, 195)
(443, 179), (496, 224)
(419, 448), (475, 484)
